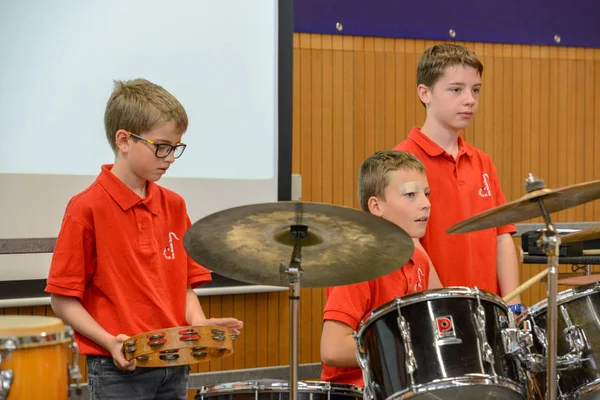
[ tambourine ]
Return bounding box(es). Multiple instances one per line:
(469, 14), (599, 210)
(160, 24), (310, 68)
(122, 326), (235, 367)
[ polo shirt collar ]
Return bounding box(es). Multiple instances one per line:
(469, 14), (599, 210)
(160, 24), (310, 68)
(97, 164), (161, 215)
(407, 127), (474, 157)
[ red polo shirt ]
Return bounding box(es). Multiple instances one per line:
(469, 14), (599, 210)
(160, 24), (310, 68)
(394, 127), (516, 294)
(320, 247), (430, 386)
(46, 164), (211, 356)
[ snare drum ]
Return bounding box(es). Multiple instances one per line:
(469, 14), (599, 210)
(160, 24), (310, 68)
(0, 316), (76, 400)
(196, 380), (363, 400)
(518, 281), (600, 400)
(356, 287), (526, 400)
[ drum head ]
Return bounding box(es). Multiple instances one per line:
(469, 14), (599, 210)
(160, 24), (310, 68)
(525, 281), (600, 319)
(357, 287), (506, 340)
(0, 316), (64, 337)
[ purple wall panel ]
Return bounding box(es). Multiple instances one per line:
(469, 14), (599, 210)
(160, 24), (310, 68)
(294, 1), (600, 48)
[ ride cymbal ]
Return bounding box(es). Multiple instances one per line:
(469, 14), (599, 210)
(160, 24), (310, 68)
(184, 202), (414, 288)
(447, 180), (600, 234)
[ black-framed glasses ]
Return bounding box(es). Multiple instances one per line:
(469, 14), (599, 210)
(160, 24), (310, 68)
(127, 132), (186, 159)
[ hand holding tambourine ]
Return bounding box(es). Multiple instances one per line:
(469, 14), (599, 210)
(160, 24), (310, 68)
(121, 325), (237, 367)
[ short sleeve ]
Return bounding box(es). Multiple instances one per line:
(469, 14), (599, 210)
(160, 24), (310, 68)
(323, 282), (371, 331)
(45, 214), (96, 299)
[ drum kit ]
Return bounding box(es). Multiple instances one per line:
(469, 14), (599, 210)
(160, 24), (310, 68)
(3, 172), (600, 399)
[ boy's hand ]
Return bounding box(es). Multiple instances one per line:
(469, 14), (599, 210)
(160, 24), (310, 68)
(109, 334), (136, 371)
(194, 317), (243, 336)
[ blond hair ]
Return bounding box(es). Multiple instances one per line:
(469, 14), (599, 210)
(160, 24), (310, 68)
(104, 78), (188, 153)
(358, 150), (426, 212)
(417, 43), (483, 88)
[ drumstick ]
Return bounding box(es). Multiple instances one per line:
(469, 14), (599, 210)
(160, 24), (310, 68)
(502, 268), (549, 303)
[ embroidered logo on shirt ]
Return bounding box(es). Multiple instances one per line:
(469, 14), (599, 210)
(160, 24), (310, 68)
(163, 232), (180, 260)
(478, 173), (492, 198)
(413, 267), (425, 293)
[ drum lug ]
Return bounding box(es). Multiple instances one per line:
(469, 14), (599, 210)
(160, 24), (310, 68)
(501, 326), (522, 356)
(354, 333), (375, 400)
(396, 312), (418, 390)
(0, 339), (16, 400)
(503, 313), (534, 356)
(503, 317), (546, 374)
(555, 305), (587, 370)
(473, 287), (497, 381)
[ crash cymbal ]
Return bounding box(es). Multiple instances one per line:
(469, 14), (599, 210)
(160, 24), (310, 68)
(184, 202), (414, 288)
(561, 225), (600, 244)
(447, 180), (600, 234)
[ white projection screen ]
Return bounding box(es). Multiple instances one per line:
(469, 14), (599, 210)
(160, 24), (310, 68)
(0, 0), (293, 295)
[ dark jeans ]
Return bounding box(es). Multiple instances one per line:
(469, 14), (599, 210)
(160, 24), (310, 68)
(87, 356), (190, 400)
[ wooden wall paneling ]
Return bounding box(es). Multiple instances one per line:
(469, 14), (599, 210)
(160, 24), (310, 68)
(510, 44), (522, 203)
(574, 49), (586, 220)
(394, 39), (407, 146)
(584, 48), (596, 220)
(310, 288), (324, 364)
(521, 45), (533, 200)
(536, 46), (550, 225)
(482, 43), (495, 164)
(322, 35), (334, 206)
(343, 36), (356, 208)
(471, 42), (485, 150)
(364, 37), (376, 165)
(374, 38), (386, 153)
(548, 47), (561, 218)
(501, 44), (513, 201)
(293, 36), (301, 178)
(557, 48), (569, 222)
(493, 44), (505, 185)
(299, 287), (312, 364)
(384, 38), (397, 152)
(352, 36), (365, 210)
(299, 33), (313, 202)
(244, 293), (257, 369)
(278, 291), (290, 366)
(266, 291), (280, 366)
(594, 52), (600, 218)
(404, 40), (418, 139)
(332, 35), (344, 205)
(311, 34), (323, 204)
(255, 293), (268, 368)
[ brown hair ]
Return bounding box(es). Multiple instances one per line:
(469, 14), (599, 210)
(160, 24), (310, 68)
(417, 43), (484, 88)
(358, 150), (426, 212)
(104, 78), (188, 153)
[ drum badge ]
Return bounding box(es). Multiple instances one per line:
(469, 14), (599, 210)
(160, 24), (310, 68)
(435, 316), (456, 339)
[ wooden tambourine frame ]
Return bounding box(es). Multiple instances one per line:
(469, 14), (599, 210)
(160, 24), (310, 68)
(122, 326), (234, 367)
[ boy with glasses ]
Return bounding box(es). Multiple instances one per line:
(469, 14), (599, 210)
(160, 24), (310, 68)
(46, 78), (243, 399)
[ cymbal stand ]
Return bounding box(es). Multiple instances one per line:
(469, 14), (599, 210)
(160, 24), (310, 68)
(283, 224), (306, 400)
(526, 174), (559, 400)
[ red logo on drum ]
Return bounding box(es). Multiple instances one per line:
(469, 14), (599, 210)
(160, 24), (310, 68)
(436, 316), (456, 339)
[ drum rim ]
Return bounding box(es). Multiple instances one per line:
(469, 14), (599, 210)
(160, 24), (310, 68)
(380, 374), (526, 400)
(522, 281), (600, 320)
(563, 377), (600, 400)
(0, 330), (72, 349)
(199, 380), (363, 395)
(356, 287), (507, 340)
